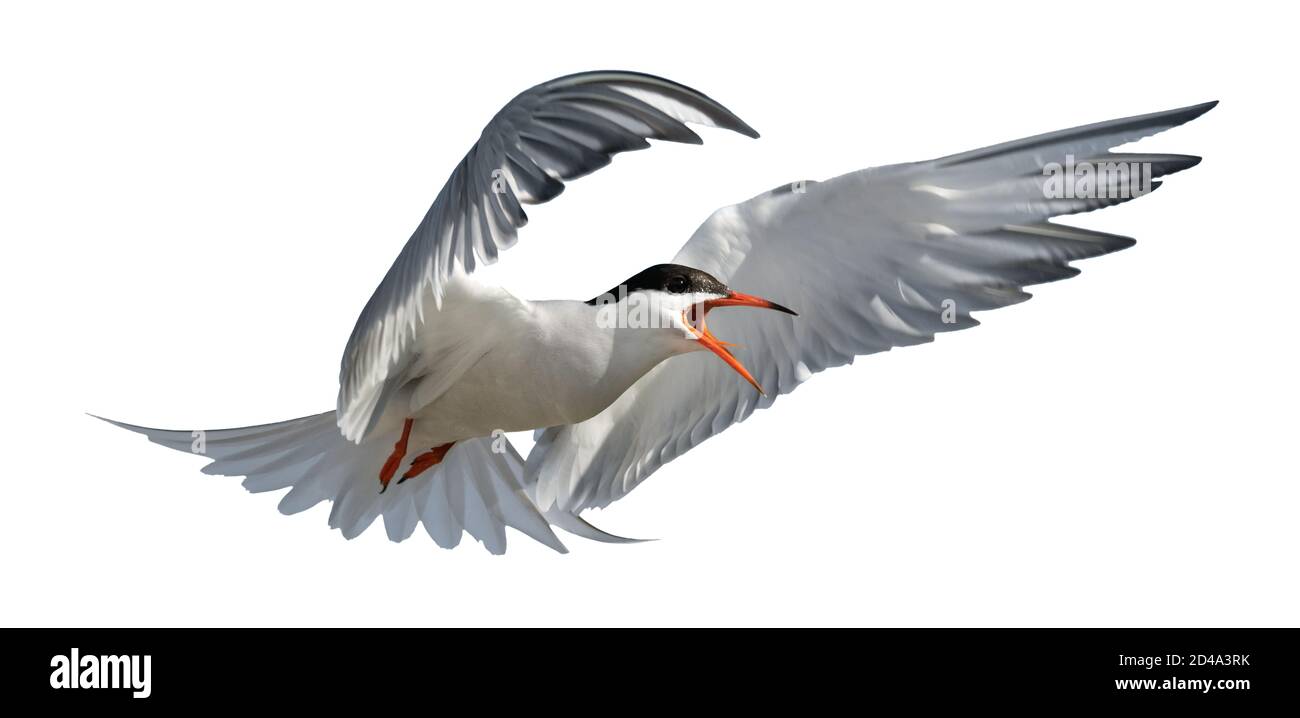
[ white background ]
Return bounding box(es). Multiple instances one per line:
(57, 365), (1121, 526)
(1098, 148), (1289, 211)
(2, 1), (1295, 627)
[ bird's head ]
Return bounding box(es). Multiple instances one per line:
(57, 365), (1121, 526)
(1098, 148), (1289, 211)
(587, 263), (796, 394)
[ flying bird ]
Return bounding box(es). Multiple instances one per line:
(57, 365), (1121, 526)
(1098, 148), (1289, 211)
(103, 71), (1215, 553)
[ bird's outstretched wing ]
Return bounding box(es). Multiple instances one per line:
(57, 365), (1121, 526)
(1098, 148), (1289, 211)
(337, 71), (758, 441)
(527, 101), (1216, 520)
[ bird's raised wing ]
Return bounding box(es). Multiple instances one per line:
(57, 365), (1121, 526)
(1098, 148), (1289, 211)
(527, 101), (1216, 521)
(337, 71), (758, 441)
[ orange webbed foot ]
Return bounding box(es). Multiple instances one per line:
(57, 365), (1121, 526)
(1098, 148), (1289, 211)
(398, 441), (455, 484)
(378, 418), (414, 493)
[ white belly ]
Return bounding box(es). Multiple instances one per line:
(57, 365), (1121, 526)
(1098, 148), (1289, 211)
(400, 300), (676, 447)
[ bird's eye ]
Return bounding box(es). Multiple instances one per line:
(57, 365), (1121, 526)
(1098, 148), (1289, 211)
(666, 276), (689, 293)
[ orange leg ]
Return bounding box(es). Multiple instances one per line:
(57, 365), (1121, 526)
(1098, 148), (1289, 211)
(398, 441), (456, 484)
(378, 418), (414, 493)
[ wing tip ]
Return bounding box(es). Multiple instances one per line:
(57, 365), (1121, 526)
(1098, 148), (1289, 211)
(89, 412), (148, 435)
(1125, 99), (1219, 129)
(729, 118), (761, 140)
(1160, 99), (1218, 129)
(552, 68), (761, 140)
(545, 507), (656, 545)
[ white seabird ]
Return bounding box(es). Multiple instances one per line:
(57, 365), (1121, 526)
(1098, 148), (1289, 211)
(103, 71), (1216, 553)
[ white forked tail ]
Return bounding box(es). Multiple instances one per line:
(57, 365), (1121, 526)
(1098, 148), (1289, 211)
(98, 412), (567, 554)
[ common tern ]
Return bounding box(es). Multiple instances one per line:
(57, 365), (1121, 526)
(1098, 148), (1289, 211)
(104, 71), (1215, 553)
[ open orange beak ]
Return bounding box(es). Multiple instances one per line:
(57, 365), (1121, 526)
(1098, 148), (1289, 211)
(684, 290), (797, 396)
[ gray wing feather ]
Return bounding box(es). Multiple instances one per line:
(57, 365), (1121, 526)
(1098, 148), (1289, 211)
(528, 101), (1216, 517)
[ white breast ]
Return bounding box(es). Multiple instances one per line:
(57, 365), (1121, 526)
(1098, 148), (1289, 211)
(407, 300), (682, 445)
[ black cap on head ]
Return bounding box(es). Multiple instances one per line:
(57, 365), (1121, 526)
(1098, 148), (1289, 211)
(586, 264), (728, 304)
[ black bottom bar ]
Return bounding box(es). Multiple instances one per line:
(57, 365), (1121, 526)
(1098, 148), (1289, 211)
(3, 628), (1289, 707)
